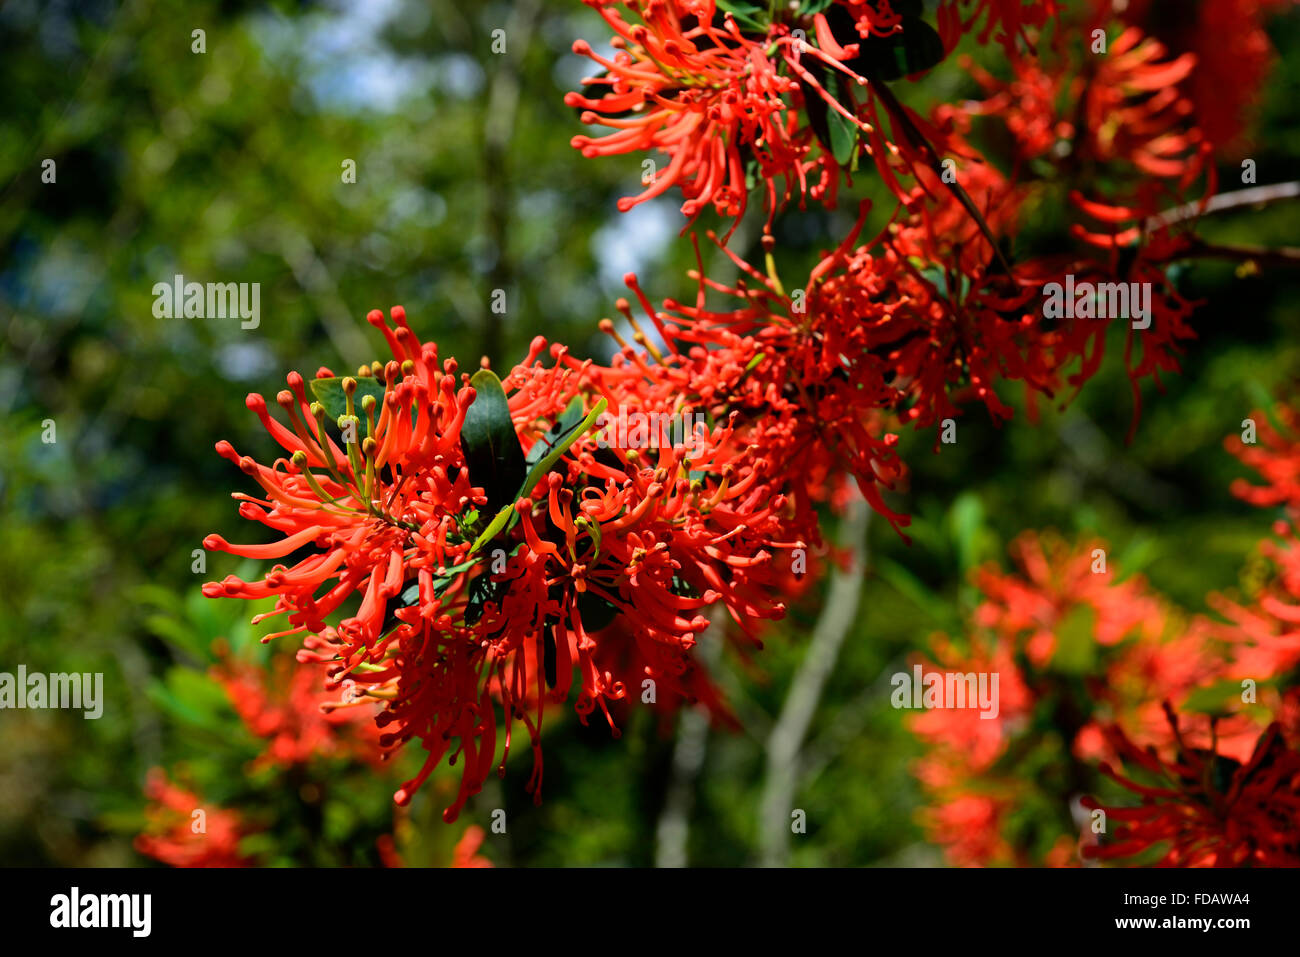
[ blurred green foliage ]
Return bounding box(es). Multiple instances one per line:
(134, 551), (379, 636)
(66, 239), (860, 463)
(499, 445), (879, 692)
(1, 0), (1298, 866)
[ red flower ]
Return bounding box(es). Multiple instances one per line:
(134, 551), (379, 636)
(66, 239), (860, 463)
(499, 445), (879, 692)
(377, 824), (492, 868)
(1085, 614), (1266, 765)
(1209, 525), (1300, 683)
(1226, 401), (1300, 512)
(906, 532), (1260, 866)
(616, 224), (910, 532)
(567, 1), (955, 236)
(451, 825), (493, 868)
(1080, 26), (1204, 181)
(1102, 0), (1296, 157)
(567, 1), (812, 234)
(909, 638), (1033, 783)
(1083, 706), (1300, 867)
(1212, 409), (1300, 683)
(205, 308), (798, 819)
(920, 794), (1015, 867)
(954, 21), (1214, 244)
(135, 770), (254, 868)
(936, 0), (1062, 53)
(213, 653), (383, 770)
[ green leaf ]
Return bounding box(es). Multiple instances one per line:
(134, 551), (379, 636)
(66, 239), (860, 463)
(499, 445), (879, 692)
(828, 100), (859, 166)
(147, 669), (230, 729)
(947, 492), (986, 574)
(869, 75), (1013, 275)
(716, 0), (766, 32)
(461, 368), (527, 517)
(874, 556), (962, 633)
(524, 396), (587, 469)
(1051, 604), (1097, 675)
(798, 0), (838, 15)
(309, 376), (385, 422)
(801, 62), (859, 168)
(1246, 380), (1288, 435)
(1181, 679), (1247, 715)
(466, 568), (509, 626)
(1116, 535), (1158, 574)
(518, 398), (608, 498)
(799, 70), (833, 160)
(469, 398), (609, 555)
(377, 580), (421, 639)
(917, 263), (972, 301)
(1209, 755), (1242, 795)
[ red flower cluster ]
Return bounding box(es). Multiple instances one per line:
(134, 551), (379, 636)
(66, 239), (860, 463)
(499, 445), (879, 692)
(567, 0), (977, 235)
(909, 398), (1300, 866)
(1213, 405), (1300, 688)
(1225, 400), (1300, 511)
(1100, 0), (1299, 158)
(936, 0), (1061, 52)
(135, 770), (253, 868)
(908, 532), (1180, 865)
(213, 652), (383, 770)
(205, 306), (805, 819)
(1083, 708), (1300, 867)
(199, 0), (1288, 835)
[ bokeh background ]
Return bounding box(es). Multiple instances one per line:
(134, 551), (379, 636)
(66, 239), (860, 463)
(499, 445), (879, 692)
(2, 0), (1298, 866)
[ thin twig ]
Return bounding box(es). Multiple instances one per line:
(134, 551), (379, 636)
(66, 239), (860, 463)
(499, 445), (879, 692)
(653, 607), (724, 868)
(1170, 237), (1300, 269)
(800, 654), (907, 788)
(757, 496), (870, 867)
(1145, 181), (1300, 232)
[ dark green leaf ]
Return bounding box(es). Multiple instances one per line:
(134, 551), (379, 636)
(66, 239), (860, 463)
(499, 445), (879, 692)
(1209, 755), (1242, 795)
(827, 98), (859, 166)
(917, 263), (972, 301)
(716, 0), (766, 32)
(799, 69), (833, 158)
(798, 0), (838, 15)
(466, 569), (509, 626)
(870, 75), (1013, 275)
(524, 395), (587, 469)
(850, 17), (945, 82)
(515, 399), (607, 505)
(802, 65), (858, 168)
(460, 368), (527, 517)
(309, 376), (385, 422)
(1181, 679), (1246, 715)
(468, 398), (609, 557)
(377, 580), (421, 639)
(577, 588), (620, 633)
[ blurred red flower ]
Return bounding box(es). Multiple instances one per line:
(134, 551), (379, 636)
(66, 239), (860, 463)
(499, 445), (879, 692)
(135, 770), (254, 868)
